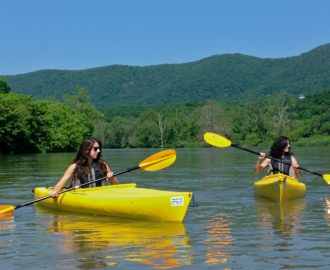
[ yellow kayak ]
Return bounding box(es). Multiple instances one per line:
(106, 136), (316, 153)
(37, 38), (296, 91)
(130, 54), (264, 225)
(254, 173), (306, 202)
(33, 183), (193, 222)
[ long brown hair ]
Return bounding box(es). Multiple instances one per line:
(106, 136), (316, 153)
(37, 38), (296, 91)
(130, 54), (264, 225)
(72, 137), (108, 178)
(269, 136), (294, 159)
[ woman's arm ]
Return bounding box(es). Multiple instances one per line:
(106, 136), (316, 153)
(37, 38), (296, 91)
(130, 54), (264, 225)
(255, 152), (269, 173)
(105, 162), (119, 184)
(291, 156), (301, 178)
(50, 163), (76, 197)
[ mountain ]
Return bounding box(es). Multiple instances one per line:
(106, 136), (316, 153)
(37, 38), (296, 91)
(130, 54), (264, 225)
(3, 44), (330, 108)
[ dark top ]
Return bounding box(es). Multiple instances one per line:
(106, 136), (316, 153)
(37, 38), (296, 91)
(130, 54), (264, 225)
(270, 155), (292, 175)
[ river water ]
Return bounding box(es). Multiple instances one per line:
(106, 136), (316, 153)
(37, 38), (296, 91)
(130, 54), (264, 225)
(1, 148), (330, 269)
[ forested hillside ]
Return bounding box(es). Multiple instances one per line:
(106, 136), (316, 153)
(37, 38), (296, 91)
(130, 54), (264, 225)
(3, 44), (330, 108)
(1, 82), (330, 153)
(1, 44), (330, 153)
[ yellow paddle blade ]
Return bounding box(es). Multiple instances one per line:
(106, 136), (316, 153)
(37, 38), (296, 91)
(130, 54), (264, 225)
(204, 132), (232, 148)
(323, 174), (330, 184)
(0, 205), (15, 216)
(139, 149), (176, 171)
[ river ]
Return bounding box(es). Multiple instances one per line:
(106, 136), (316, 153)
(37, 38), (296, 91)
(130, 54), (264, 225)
(1, 147), (330, 269)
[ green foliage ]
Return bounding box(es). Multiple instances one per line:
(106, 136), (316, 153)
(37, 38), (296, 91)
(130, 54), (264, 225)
(30, 101), (94, 152)
(197, 101), (231, 136)
(3, 44), (330, 108)
(0, 93), (34, 152)
(294, 135), (330, 147)
(2, 44), (330, 151)
(94, 89), (330, 148)
(0, 93), (94, 153)
(64, 87), (103, 122)
(2, 88), (330, 153)
(93, 104), (203, 148)
(0, 78), (11, 94)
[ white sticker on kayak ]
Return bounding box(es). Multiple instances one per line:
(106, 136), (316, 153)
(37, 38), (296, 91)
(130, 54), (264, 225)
(171, 196), (184, 206)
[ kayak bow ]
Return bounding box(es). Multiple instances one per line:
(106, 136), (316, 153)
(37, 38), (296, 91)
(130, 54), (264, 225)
(254, 173), (306, 202)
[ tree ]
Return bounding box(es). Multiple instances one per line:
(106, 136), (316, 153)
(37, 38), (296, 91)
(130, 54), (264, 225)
(31, 101), (94, 152)
(0, 93), (34, 153)
(102, 116), (138, 148)
(158, 112), (166, 147)
(0, 93), (94, 153)
(267, 92), (294, 137)
(198, 101), (231, 138)
(64, 87), (103, 122)
(0, 78), (11, 94)
(136, 110), (160, 148)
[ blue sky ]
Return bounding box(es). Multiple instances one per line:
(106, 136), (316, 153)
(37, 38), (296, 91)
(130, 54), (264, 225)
(1, 0), (329, 75)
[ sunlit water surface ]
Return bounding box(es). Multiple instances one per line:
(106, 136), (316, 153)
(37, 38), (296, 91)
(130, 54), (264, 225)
(1, 148), (330, 269)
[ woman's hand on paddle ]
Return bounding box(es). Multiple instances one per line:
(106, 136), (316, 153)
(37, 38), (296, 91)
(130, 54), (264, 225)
(292, 163), (302, 178)
(255, 152), (267, 173)
(107, 171), (119, 184)
(258, 152), (267, 160)
(50, 184), (63, 197)
(50, 188), (60, 198)
(106, 171), (114, 180)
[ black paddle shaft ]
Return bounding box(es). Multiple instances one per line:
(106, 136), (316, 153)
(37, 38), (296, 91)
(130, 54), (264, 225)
(231, 143), (323, 177)
(15, 165), (140, 210)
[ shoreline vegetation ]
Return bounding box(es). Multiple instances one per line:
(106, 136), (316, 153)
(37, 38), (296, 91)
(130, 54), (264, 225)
(1, 77), (330, 154)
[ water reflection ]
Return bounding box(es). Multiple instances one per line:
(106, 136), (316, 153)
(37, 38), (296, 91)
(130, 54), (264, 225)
(1, 148), (330, 269)
(324, 199), (330, 222)
(255, 198), (305, 235)
(45, 211), (192, 269)
(204, 215), (233, 265)
(0, 214), (15, 231)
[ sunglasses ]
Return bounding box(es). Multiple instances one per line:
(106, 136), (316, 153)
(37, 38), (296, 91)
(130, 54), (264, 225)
(91, 147), (100, 152)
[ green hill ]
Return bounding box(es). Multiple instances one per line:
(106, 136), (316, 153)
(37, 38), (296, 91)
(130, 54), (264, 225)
(3, 43), (330, 108)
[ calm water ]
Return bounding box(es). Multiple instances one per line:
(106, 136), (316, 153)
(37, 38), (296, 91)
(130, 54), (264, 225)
(1, 148), (330, 269)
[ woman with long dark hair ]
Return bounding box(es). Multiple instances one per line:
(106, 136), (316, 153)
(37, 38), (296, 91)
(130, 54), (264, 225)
(50, 137), (118, 197)
(255, 136), (301, 178)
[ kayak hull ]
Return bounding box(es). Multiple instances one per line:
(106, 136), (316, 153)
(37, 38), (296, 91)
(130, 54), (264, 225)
(33, 183), (192, 222)
(254, 173), (306, 202)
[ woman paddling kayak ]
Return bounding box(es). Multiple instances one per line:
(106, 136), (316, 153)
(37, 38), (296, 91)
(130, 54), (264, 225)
(50, 137), (118, 197)
(255, 136), (301, 178)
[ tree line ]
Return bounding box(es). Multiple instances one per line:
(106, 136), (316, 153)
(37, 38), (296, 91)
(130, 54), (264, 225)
(1, 78), (330, 154)
(96, 91), (330, 149)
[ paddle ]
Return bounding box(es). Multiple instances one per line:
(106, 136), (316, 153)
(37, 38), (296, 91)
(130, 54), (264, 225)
(0, 149), (176, 216)
(204, 132), (330, 184)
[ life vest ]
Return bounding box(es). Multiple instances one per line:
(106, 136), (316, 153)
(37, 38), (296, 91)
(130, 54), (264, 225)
(72, 162), (107, 188)
(269, 155), (292, 176)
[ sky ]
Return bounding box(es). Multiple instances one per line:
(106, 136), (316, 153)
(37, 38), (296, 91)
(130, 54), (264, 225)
(1, 0), (329, 75)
